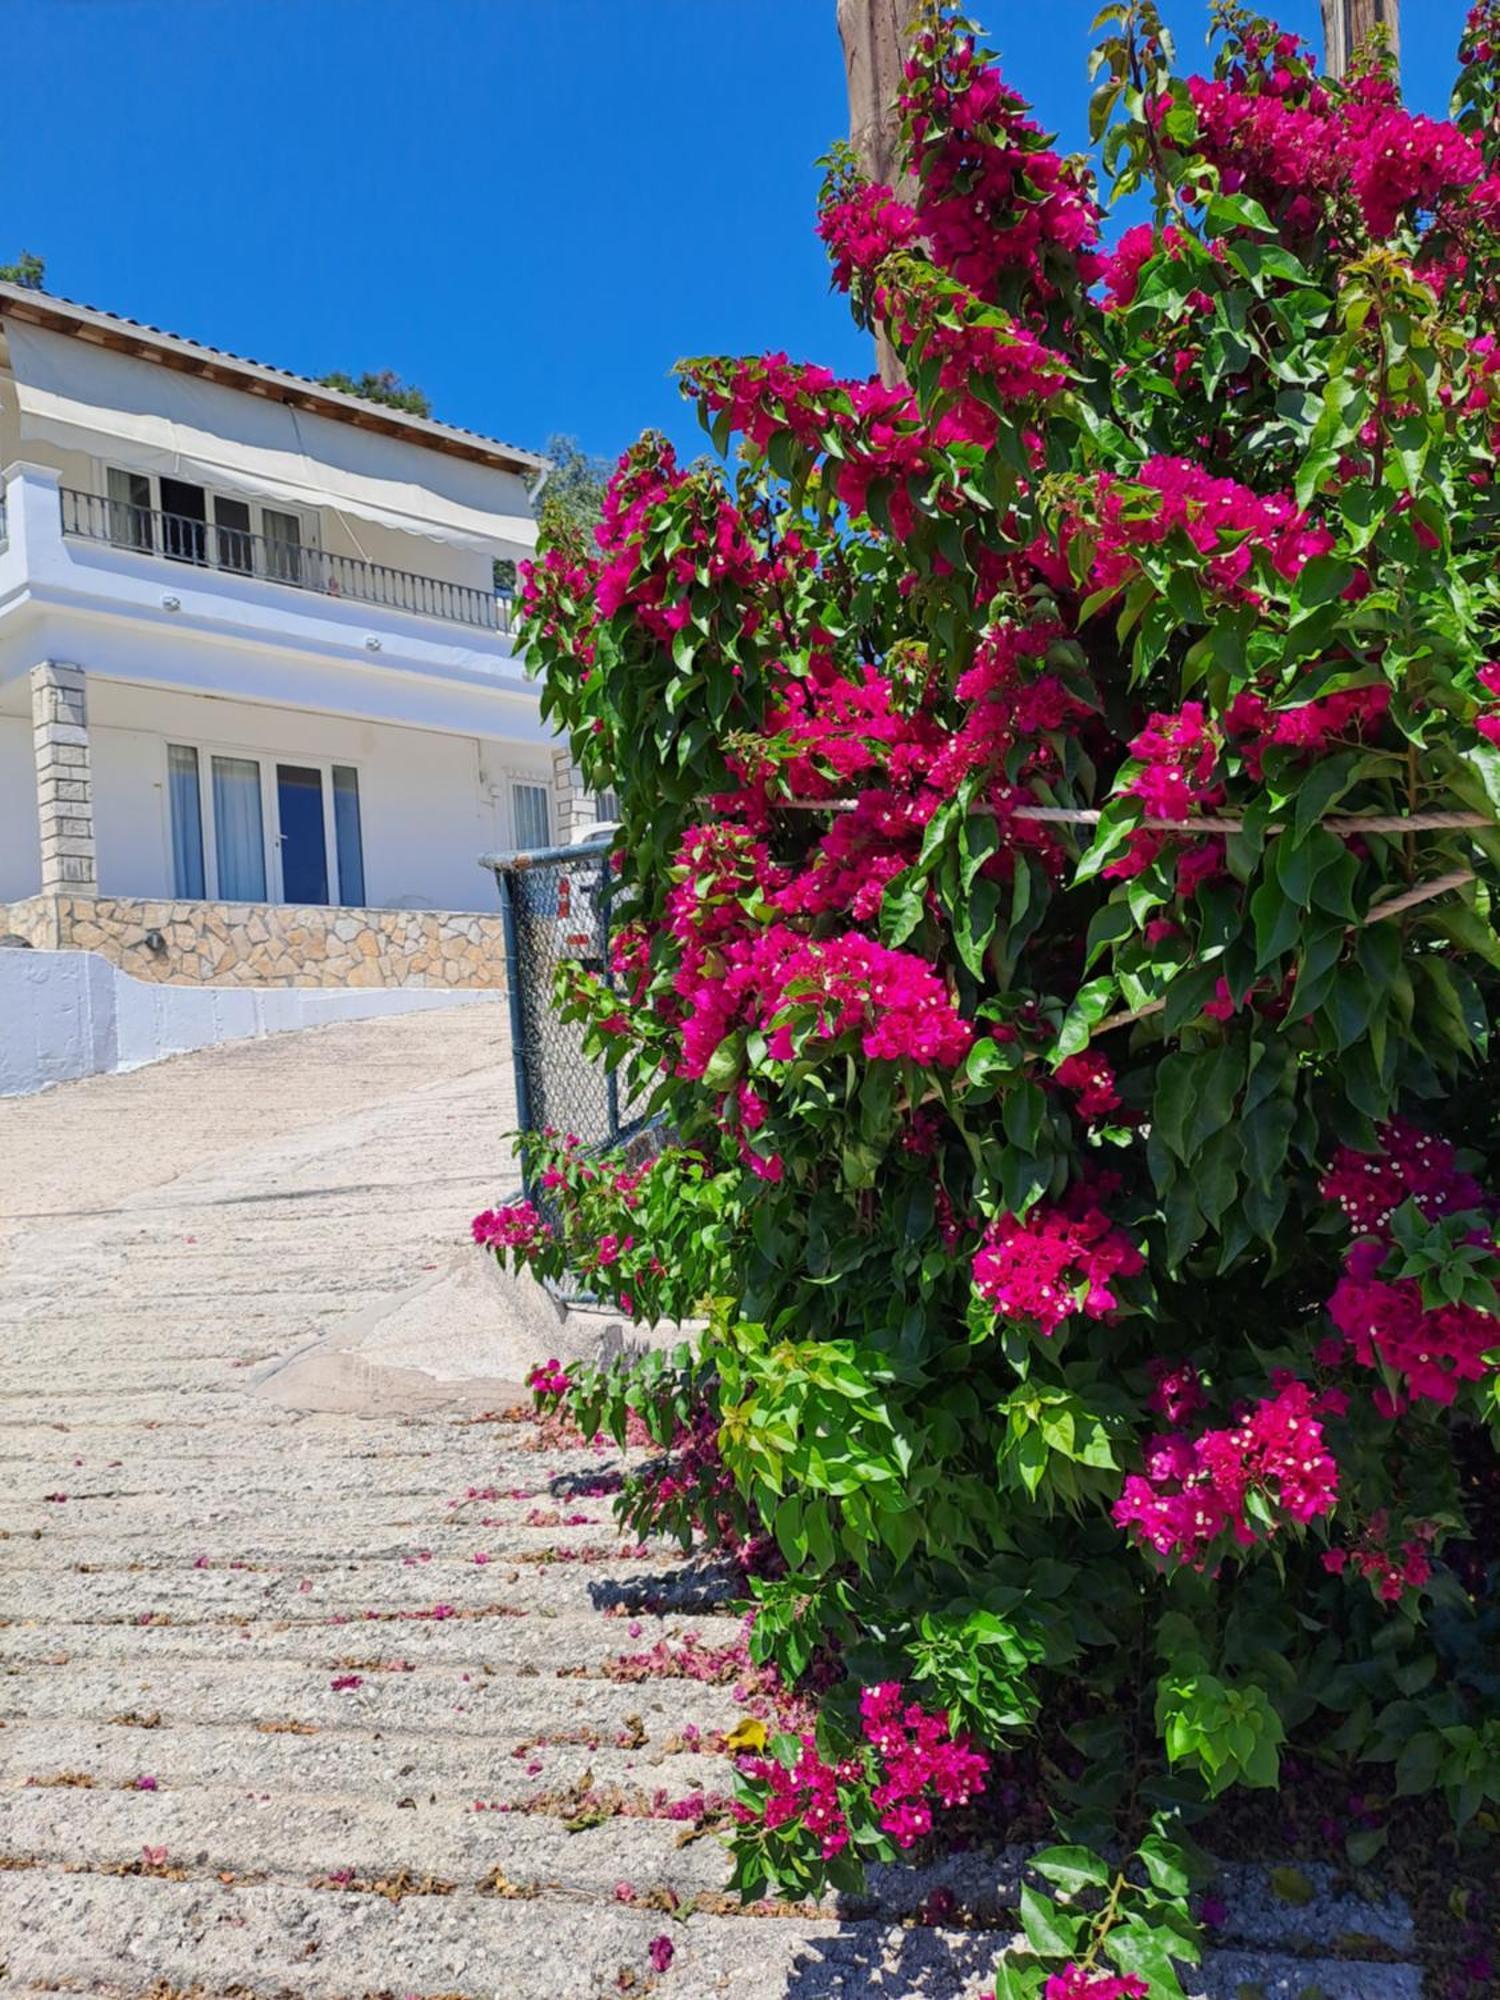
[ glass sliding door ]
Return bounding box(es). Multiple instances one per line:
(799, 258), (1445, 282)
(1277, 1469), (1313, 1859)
(107, 467), (153, 551)
(213, 495), (253, 574)
(332, 766), (365, 907)
(275, 764), (328, 904)
(211, 756), (267, 901)
(167, 745), (206, 898)
(263, 507), (303, 586)
(159, 477), (208, 565)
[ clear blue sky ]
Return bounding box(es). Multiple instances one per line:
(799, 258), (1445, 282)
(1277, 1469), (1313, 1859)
(7, 1), (1474, 469)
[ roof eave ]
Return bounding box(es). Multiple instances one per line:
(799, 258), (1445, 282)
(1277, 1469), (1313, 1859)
(0, 284), (550, 480)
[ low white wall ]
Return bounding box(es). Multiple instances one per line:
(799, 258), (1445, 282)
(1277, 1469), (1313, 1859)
(0, 948), (489, 1096)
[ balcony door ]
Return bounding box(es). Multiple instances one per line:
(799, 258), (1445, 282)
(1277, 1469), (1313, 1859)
(104, 467), (309, 583)
(167, 743), (366, 907)
(275, 765), (329, 904)
(160, 477), (208, 565)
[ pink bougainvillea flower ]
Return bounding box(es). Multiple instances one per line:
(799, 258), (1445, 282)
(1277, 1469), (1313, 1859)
(1040, 1967), (1149, 2000)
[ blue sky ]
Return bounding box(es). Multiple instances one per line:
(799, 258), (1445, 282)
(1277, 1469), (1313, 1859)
(7, 0), (1475, 470)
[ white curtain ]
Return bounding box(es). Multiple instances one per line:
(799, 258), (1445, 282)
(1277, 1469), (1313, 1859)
(166, 744), (205, 899)
(211, 757), (267, 902)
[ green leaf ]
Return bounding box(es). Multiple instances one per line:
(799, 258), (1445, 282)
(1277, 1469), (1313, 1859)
(1032, 1844), (1112, 1893)
(1019, 1883), (1081, 1957)
(1138, 1833), (1191, 1900)
(1394, 1730), (1442, 1797)
(1056, 977), (1117, 1059)
(990, 1963), (1041, 2000)
(702, 1032), (745, 1091)
(1164, 960), (1225, 1034)
(1293, 751), (1360, 838)
(1345, 1824), (1389, 1866)
(1105, 1922), (1187, 2000)
(1270, 1867), (1315, 1906)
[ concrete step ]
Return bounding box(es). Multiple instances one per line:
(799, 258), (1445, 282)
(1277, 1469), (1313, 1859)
(0, 1716), (730, 1800)
(0, 1869), (1422, 2000)
(1, 1654), (748, 1742)
(0, 1608), (744, 1676)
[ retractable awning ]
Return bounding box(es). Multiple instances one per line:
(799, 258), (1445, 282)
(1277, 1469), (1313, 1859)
(6, 320), (536, 555)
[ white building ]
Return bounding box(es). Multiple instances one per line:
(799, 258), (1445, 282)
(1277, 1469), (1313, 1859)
(0, 283), (567, 990)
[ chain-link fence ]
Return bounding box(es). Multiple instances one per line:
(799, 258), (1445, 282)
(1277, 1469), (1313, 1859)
(479, 838), (656, 1289)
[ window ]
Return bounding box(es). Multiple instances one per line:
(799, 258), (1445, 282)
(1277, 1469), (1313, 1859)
(593, 788), (620, 822)
(512, 781), (550, 850)
(211, 755), (268, 901)
(107, 467), (152, 551)
(167, 745), (205, 898)
(263, 507), (302, 586)
(103, 468), (308, 584)
(215, 496), (253, 575)
(332, 766), (366, 907)
(160, 477), (208, 565)
(165, 742), (366, 906)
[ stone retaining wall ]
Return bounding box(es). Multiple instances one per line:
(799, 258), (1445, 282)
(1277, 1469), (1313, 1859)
(0, 894), (506, 989)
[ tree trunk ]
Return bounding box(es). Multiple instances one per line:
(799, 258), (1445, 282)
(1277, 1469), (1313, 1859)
(837, 0), (915, 386)
(1319, 0), (1400, 78)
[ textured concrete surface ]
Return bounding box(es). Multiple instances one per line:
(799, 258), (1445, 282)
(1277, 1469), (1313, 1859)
(0, 946), (487, 1098)
(0, 1010), (1424, 1998)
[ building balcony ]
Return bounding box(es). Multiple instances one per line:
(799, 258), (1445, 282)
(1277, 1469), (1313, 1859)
(0, 461), (538, 741)
(58, 486), (512, 634)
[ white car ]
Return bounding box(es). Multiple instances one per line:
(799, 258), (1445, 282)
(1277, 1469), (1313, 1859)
(551, 821), (618, 968)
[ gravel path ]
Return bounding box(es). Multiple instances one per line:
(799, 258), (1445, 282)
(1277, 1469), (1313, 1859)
(0, 1011), (1425, 1998)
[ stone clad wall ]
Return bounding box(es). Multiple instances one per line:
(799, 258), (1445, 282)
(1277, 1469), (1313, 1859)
(0, 895), (506, 990)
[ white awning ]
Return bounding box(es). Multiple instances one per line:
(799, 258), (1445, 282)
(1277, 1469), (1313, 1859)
(6, 321), (536, 555)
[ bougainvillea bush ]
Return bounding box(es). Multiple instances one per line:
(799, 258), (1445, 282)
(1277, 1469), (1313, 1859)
(488, 4), (1500, 1989)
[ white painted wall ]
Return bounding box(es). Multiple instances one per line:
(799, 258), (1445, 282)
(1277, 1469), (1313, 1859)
(0, 946), (490, 1096)
(0, 349), (526, 590)
(0, 708), (40, 901)
(85, 679), (552, 911)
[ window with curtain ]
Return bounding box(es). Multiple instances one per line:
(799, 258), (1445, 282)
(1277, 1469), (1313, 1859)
(107, 466), (152, 551)
(211, 755), (267, 901)
(262, 507), (303, 586)
(332, 765), (366, 907)
(167, 745), (205, 899)
(512, 782), (550, 850)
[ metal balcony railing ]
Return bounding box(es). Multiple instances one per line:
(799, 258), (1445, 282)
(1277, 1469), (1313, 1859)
(59, 487), (513, 634)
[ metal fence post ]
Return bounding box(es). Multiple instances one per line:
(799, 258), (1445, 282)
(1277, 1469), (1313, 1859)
(600, 859), (622, 1147)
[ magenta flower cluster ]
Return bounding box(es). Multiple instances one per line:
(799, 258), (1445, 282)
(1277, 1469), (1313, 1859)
(972, 1198), (1144, 1336)
(738, 1683), (987, 1861)
(1323, 1510), (1439, 1603)
(524, 1357), (574, 1399)
(858, 1681), (989, 1848)
(471, 1202), (552, 1255)
(1038, 1969), (1149, 2000)
(1112, 1378), (1341, 1566)
(1322, 1122), (1499, 1409)
(1185, 30), (1500, 241)
(899, 23), (1102, 302)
